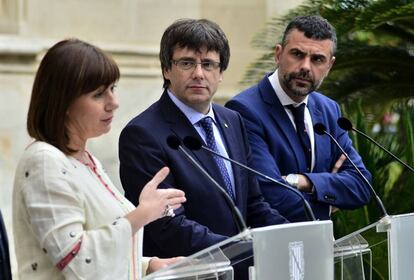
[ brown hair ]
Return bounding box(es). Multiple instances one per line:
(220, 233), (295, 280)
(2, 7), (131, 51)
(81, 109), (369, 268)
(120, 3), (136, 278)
(27, 38), (120, 154)
(159, 18), (230, 89)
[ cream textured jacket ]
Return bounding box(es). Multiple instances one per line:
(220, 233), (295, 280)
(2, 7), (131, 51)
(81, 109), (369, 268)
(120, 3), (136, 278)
(13, 141), (150, 279)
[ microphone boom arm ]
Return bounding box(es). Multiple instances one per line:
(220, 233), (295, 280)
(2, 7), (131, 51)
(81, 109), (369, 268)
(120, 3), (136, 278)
(318, 127), (388, 217)
(352, 127), (414, 173)
(193, 142), (316, 221)
(176, 145), (248, 232)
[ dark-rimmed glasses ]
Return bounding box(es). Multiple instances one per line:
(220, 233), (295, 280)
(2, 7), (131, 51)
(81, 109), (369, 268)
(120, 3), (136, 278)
(171, 59), (221, 72)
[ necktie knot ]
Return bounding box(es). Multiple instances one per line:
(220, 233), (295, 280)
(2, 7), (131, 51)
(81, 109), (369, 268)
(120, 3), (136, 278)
(199, 116), (214, 132)
(287, 103), (306, 121)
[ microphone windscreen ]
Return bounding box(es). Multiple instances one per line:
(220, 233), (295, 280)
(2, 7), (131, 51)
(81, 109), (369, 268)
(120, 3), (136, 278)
(337, 117), (353, 131)
(183, 136), (202, 150)
(313, 123), (327, 135)
(166, 135), (181, 150)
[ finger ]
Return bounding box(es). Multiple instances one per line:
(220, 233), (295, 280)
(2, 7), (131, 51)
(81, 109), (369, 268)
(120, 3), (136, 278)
(158, 188), (185, 199)
(331, 206), (340, 213)
(167, 204), (182, 210)
(165, 188), (185, 198)
(147, 167), (170, 189)
(336, 156), (345, 168)
(166, 256), (186, 265)
(332, 154), (346, 173)
(168, 197), (186, 207)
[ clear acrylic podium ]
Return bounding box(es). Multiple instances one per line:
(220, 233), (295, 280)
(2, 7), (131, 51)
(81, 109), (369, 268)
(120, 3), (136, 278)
(144, 220), (334, 280)
(334, 213), (414, 280)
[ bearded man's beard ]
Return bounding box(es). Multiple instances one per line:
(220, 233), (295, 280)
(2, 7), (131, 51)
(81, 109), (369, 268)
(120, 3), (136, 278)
(282, 69), (322, 97)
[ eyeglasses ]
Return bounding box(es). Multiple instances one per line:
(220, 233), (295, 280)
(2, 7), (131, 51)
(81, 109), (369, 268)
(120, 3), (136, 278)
(171, 59), (221, 71)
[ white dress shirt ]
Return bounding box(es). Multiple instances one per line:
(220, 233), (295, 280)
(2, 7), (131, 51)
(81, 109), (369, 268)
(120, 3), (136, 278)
(268, 70), (316, 171)
(168, 90), (236, 194)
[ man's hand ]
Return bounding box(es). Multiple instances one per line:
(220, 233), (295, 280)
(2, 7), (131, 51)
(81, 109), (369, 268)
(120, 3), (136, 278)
(282, 154), (347, 193)
(297, 175), (313, 192)
(332, 154), (346, 173)
(331, 154), (346, 213)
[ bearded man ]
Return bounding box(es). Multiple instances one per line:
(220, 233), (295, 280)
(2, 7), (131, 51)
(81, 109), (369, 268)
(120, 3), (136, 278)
(226, 15), (372, 221)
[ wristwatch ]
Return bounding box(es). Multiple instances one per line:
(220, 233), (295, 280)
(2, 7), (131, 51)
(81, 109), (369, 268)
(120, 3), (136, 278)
(286, 174), (299, 188)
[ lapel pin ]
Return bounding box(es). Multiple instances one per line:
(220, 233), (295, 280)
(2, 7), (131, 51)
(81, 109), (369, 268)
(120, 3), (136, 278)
(224, 123), (229, 128)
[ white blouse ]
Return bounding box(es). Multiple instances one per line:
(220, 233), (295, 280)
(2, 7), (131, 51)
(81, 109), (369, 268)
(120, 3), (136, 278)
(13, 141), (150, 279)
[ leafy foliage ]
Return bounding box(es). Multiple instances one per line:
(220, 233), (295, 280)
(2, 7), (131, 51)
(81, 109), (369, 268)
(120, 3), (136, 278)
(243, 0), (414, 278)
(243, 0), (414, 109)
(333, 101), (414, 278)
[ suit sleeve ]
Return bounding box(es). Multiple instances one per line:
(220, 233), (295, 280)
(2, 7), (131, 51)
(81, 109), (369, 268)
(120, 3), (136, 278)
(304, 103), (372, 209)
(227, 98), (372, 212)
(235, 113), (289, 226)
(226, 100), (303, 217)
(119, 124), (227, 256)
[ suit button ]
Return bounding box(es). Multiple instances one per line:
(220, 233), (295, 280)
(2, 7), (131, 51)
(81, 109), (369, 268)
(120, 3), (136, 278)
(324, 195), (336, 202)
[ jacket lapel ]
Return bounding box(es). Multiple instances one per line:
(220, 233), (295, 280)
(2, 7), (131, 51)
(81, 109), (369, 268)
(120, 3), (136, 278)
(259, 76), (308, 172)
(159, 92), (229, 190)
(307, 96), (329, 172)
(212, 105), (243, 206)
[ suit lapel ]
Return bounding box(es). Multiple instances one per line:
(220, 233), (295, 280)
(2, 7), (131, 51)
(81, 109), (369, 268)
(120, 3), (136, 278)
(212, 105), (244, 206)
(259, 76), (308, 172)
(159, 92), (229, 190)
(307, 96), (329, 172)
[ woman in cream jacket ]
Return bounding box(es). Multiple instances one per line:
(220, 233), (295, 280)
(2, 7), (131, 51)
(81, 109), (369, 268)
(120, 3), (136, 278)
(13, 38), (186, 280)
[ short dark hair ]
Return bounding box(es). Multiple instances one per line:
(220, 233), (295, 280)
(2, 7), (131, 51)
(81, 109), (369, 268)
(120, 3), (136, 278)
(27, 38), (120, 154)
(281, 15), (337, 55)
(159, 18), (230, 89)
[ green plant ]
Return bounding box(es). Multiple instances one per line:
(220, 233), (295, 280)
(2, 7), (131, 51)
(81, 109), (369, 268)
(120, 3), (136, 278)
(243, 0), (414, 278)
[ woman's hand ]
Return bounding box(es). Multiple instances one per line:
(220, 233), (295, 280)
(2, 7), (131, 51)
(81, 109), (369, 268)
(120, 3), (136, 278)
(146, 256), (186, 274)
(125, 167), (186, 234)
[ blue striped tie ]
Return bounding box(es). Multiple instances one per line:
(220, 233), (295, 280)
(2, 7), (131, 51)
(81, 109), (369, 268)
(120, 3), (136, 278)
(199, 117), (235, 200)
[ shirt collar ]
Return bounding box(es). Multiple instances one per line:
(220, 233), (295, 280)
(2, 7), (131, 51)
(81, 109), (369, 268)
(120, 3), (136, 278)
(268, 69), (309, 107)
(167, 90), (216, 125)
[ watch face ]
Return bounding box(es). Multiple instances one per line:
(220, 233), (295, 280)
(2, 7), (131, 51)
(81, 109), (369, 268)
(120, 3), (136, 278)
(287, 174), (299, 187)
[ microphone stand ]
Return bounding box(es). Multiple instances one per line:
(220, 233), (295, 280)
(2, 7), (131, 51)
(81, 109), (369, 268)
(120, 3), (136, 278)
(166, 135), (249, 234)
(313, 123), (388, 218)
(183, 136), (316, 221)
(338, 117), (414, 173)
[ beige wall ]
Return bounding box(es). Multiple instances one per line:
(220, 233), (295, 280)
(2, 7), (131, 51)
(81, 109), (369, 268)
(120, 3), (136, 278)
(0, 0), (304, 276)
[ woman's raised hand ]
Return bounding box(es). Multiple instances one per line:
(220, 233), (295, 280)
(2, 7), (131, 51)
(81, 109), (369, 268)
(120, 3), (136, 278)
(125, 167), (186, 234)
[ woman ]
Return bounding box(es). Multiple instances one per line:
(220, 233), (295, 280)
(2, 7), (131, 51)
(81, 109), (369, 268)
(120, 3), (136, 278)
(12, 38), (186, 279)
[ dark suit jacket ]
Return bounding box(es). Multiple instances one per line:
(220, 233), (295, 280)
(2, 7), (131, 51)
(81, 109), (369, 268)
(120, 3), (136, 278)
(226, 74), (372, 221)
(0, 210), (12, 280)
(119, 91), (287, 258)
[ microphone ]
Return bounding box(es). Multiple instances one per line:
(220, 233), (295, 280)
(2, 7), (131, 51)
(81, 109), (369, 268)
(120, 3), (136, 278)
(166, 135), (248, 233)
(183, 136), (316, 221)
(313, 123), (388, 217)
(337, 117), (414, 173)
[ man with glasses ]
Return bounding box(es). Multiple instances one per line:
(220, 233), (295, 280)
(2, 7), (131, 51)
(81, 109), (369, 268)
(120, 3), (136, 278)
(119, 19), (287, 278)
